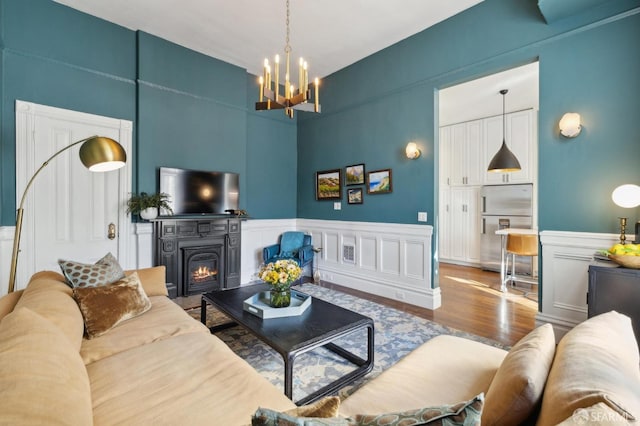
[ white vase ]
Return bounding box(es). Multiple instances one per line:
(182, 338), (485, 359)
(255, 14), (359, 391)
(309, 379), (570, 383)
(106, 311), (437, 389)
(140, 207), (158, 220)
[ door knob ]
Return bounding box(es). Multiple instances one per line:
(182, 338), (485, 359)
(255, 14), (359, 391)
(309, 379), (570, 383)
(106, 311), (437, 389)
(108, 223), (116, 240)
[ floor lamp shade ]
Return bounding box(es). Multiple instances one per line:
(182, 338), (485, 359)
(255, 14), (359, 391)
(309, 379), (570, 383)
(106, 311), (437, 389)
(7, 136), (127, 293)
(79, 137), (127, 171)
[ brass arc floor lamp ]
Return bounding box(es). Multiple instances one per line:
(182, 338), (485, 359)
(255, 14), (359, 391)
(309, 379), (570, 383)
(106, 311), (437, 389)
(8, 136), (127, 293)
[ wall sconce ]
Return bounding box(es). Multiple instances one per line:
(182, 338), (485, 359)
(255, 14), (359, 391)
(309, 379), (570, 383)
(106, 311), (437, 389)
(405, 142), (421, 159)
(611, 184), (640, 244)
(559, 112), (582, 138)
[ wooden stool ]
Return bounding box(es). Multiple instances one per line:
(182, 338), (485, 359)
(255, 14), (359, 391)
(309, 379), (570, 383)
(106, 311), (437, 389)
(505, 234), (538, 293)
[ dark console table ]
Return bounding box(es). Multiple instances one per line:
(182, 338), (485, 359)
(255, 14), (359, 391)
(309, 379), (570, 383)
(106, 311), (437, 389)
(153, 217), (241, 298)
(588, 264), (640, 346)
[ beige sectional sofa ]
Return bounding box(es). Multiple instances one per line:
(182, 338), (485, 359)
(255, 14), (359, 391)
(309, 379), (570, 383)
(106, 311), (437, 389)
(1, 267), (639, 425)
(0, 268), (296, 425)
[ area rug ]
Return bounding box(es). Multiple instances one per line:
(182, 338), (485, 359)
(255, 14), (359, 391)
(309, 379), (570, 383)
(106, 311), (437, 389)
(186, 283), (507, 402)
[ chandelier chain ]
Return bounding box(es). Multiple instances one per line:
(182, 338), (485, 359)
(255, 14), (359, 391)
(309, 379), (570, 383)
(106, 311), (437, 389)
(284, 0), (291, 53)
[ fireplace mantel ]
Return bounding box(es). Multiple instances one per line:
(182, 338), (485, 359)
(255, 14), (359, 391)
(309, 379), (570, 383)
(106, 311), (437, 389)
(152, 217), (241, 298)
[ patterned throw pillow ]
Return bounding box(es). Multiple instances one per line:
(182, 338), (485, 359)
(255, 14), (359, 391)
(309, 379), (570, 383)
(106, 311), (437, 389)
(59, 252), (125, 288)
(252, 395), (484, 426)
(72, 272), (151, 339)
(349, 394), (484, 426)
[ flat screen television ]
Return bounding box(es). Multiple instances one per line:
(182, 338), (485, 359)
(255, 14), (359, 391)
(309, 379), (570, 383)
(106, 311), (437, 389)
(159, 167), (239, 216)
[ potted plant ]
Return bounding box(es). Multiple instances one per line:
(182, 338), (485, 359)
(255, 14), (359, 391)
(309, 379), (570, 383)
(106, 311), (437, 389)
(126, 192), (173, 220)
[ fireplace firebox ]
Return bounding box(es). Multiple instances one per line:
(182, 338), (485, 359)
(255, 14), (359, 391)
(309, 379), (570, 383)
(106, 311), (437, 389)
(153, 218), (241, 298)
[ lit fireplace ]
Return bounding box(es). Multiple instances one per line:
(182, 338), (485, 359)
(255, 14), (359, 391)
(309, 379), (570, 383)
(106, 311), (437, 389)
(192, 265), (218, 283)
(181, 244), (224, 295)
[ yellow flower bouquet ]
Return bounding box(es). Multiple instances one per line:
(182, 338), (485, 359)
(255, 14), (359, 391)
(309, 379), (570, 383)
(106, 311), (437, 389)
(258, 259), (302, 307)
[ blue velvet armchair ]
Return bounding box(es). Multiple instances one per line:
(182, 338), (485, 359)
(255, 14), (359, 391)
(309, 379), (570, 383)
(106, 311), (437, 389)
(263, 232), (313, 279)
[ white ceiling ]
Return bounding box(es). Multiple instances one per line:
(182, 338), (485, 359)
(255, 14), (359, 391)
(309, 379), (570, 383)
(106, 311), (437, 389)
(53, 0), (483, 79)
(439, 62), (539, 126)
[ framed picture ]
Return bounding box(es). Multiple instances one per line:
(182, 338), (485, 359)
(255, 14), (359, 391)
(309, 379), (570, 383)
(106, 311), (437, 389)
(345, 164), (365, 186)
(315, 169), (342, 200)
(367, 169), (392, 194)
(347, 188), (363, 204)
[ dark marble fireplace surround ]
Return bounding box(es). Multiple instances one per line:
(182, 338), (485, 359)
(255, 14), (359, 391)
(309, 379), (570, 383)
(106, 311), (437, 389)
(153, 218), (241, 298)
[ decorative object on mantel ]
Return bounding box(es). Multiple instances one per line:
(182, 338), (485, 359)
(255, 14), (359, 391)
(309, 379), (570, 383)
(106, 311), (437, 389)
(255, 0), (320, 119)
(611, 184), (640, 244)
(243, 289), (312, 319)
(487, 89), (522, 173)
(258, 259), (302, 308)
(8, 136), (127, 294)
(126, 192), (173, 220)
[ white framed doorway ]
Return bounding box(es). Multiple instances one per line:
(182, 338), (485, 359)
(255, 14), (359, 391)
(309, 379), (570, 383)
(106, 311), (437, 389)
(13, 100), (133, 290)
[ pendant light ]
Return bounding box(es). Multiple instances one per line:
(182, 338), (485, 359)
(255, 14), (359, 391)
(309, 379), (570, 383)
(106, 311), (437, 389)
(487, 89), (521, 173)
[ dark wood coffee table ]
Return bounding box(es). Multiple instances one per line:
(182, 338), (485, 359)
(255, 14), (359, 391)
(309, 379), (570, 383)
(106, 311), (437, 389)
(201, 283), (374, 405)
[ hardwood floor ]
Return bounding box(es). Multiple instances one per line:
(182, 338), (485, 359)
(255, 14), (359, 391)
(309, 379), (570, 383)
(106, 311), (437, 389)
(319, 263), (537, 347)
(175, 263), (538, 347)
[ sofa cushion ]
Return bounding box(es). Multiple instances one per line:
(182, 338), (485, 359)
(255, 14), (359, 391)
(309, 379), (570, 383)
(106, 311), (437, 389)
(73, 272), (152, 339)
(555, 402), (634, 425)
(124, 265), (168, 296)
(87, 332), (296, 425)
(0, 289), (23, 321)
(59, 252), (125, 288)
(0, 308), (93, 426)
(482, 323), (555, 425)
(339, 335), (507, 417)
(279, 231), (305, 257)
(537, 311), (640, 425)
(14, 270), (85, 351)
(80, 295), (211, 364)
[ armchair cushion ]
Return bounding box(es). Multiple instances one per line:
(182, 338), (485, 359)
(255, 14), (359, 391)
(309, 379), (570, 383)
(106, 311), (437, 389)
(279, 232), (305, 257)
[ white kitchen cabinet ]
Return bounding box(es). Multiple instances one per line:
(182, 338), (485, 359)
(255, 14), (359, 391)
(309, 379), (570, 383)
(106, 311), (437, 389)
(483, 109), (536, 185)
(438, 188), (451, 260)
(448, 121), (483, 186)
(439, 126), (452, 187)
(439, 109), (535, 266)
(445, 186), (481, 264)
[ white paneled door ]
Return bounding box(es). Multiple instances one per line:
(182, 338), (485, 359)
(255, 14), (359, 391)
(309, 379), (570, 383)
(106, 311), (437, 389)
(14, 101), (132, 289)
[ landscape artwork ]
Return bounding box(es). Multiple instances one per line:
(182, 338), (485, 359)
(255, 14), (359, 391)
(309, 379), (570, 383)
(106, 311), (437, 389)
(345, 164), (365, 186)
(367, 169), (392, 194)
(316, 169), (342, 200)
(348, 188), (363, 204)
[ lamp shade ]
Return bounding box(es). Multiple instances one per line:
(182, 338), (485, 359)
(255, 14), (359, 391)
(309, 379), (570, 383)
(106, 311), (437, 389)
(612, 184), (640, 208)
(79, 137), (127, 172)
(487, 140), (521, 172)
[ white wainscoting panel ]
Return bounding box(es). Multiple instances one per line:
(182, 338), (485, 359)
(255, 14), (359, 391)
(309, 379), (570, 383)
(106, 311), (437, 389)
(241, 219), (297, 285)
(537, 230), (620, 341)
(0, 226), (16, 295)
(131, 223), (153, 270)
(298, 219), (439, 309)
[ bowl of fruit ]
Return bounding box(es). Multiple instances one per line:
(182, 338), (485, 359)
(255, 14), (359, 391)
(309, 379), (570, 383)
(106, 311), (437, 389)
(605, 243), (640, 269)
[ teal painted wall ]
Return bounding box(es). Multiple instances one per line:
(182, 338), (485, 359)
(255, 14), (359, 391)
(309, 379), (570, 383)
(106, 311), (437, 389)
(297, 0), (640, 234)
(0, 0), (298, 225)
(0, 0), (136, 225)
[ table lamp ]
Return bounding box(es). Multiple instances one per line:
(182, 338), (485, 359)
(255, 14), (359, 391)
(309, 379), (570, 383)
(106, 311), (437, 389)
(611, 184), (640, 244)
(8, 136), (127, 293)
